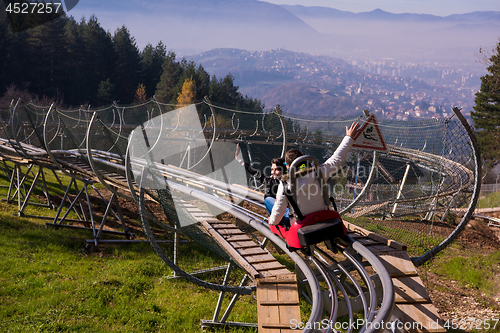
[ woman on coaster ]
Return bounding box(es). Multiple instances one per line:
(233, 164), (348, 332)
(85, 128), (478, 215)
(268, 121), (360, 227)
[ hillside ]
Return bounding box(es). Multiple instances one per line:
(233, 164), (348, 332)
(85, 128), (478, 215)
(417, 216), (500, 324)
(68, 1), (500, 64)
(70, 0), (328, 54)
(282, 6), (500, 62)
(189, 48), (476, 118)
(0, 177), (499, 331)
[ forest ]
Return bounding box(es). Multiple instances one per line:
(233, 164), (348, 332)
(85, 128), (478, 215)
(0, 0), (264, 111)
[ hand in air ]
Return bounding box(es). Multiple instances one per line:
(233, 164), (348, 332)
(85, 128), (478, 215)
(235, 143), (243, 163)
(346, 122), (361, 138)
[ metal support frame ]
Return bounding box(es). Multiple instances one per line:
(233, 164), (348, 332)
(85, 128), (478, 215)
(392, 163), (411, 214)
(45, 171), (134, 248)
(201, 265), (256, 330)
(1, 161), (54, 216)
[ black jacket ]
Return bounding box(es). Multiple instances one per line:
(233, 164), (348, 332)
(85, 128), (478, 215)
(243, 162), (281, 199)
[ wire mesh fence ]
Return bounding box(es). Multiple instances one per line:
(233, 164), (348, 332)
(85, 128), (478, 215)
(0, 98), (480, 265)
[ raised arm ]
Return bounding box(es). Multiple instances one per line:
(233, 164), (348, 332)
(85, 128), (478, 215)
(346, 121), (361, 138)
(322, 121), (360, 178)
(235, 143), (244, 165)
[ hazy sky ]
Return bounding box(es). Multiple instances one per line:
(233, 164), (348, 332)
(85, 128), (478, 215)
(261, 0), (500, 16)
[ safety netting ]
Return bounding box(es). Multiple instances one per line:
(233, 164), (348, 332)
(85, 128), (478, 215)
(277, 110), (479, 260)
(1, 98), (480, 267)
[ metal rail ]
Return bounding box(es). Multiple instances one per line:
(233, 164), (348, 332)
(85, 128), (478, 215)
(135, 160), (395, 332)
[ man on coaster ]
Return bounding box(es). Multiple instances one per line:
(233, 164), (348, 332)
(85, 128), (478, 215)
(268, 121), (360, 227)
(235, 143), (290, 227)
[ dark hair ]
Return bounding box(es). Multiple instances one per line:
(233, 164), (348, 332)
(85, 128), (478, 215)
(285, 148), (303, 166)
(271, 157), (286, 173)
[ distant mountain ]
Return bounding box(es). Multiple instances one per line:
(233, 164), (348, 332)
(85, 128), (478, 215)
(187, 48), (365, 116)
(188, 48), (360, 115)
(281, 5), (500, 62)
(71, 0), (329, 54)
(282, 5), (500, 23)
(257, 82), (357, 117)
(70, 1), (500, 63)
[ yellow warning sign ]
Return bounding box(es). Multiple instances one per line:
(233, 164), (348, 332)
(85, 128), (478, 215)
(352, 114), (387, 151)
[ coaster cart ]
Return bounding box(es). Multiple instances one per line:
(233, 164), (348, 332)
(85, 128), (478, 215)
(270, 155), (347, 253)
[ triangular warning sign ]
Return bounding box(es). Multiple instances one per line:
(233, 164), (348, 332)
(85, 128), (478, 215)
(352, 114), (387, 151)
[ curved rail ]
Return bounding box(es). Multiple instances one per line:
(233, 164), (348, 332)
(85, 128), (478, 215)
(133, 157), (395, 332)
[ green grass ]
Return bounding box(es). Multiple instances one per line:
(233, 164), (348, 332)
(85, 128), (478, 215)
(0, 216), (258, 332)
(434, 251), (500, 295)
(421, 243), (500, 333)
(0, 164), (97, 221)
(344, 216), (445, 256)
(0, 166), (258, 332)
(478, 191), (500, 209)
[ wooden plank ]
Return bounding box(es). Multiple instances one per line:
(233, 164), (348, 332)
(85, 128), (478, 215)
(232, 243), (262, 250)
(393, 276), (431, 304)
(230, 239), (260, 247)
(191, 212), (212, 217)
(247, 257), (279, 264)
(212, 224), (240, 229)
(348, 236), (384, 246)
(217, 229), (246, 236)
(345, 221), (407, 251)
(277, 275), (301, 332)
(252, 261), (285, 271)
(261, 268), (293, 276)
(376, 251), (418, 277)
(365, 244), (398, 253)
(238, 247), (269, 256)
(244, 255), (280, 269)
(374, 247), (447, 333)
(202, 217), (223, 223)
(257, 278), (280, 333)
(209, 220), (234, 224)
(392, 303), (447, 332)
(199, 220), (261, 278)
(224, 235), (254, 242)
(262, 323), (296, 329)
(257, 274), (301, 332)
(241, 253), (272, 262)
(260, 300), (300, 306)
(258, 275), (298, 284)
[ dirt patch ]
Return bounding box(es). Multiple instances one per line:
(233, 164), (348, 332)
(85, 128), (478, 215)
(417, 217), (500, 324)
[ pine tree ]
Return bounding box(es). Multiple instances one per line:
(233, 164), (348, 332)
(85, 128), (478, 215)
(80, 15), (116, 105)
(25, 15), (68, 99)
(140, 42), (167, 99)
(155, 51), (181, 103)
(0, 5), (13, 96)
(194, 64), (210, 101)
(62, 17), (84, 105)
(113, 26), (142, 104)
(96, 78), (115, 106)
(471, 40), (500, 167)
(209, 74), (239, 107)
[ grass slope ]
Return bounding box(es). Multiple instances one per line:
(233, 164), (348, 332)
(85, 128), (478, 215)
(0, 215), (257, 332)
